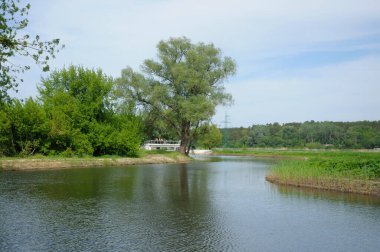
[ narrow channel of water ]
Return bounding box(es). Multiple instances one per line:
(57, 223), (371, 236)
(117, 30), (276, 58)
(1, 156), (379, 251)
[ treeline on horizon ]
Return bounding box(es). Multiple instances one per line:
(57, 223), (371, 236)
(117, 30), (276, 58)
(222, 121), (380, 149)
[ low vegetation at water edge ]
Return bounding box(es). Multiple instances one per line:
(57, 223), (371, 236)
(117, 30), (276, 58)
(214, 148), (380, 195)
(267, 152), (380, 195)
(270, 153), (380, 180)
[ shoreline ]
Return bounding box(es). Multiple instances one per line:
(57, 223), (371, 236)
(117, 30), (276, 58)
(209, 152), (308, 160)
(265, 174), (380, 197)
(3, 150), (379, 197)
(0, 154), (190, 171)
(211, 149), (380, 197)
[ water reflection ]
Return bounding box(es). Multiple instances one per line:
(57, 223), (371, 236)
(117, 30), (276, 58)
(274, 184), (380, 206)
(1, 158), (380, 251)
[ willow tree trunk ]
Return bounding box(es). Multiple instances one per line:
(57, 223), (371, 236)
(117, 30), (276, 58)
(179, 122), (190, 155)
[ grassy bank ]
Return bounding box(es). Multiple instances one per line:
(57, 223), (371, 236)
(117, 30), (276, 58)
(214, 148), (380, 196)
(0, 151), (190, 171)
(213, 148), (380, 158)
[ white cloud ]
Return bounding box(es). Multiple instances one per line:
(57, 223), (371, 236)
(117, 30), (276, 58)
(27, 0), (380, 63)
(12, 0), (380, 125)
(214, 55), (380, 126)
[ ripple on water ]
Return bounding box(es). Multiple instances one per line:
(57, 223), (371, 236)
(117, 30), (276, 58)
(1, 162), (380, 251)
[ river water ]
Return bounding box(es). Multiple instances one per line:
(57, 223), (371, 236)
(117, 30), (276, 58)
(1, 156), (380, 251)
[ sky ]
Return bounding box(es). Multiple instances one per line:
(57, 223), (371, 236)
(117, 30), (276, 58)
(13, 0), (380, 127)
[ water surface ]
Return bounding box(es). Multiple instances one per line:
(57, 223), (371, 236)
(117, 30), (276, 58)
(1, 156), (379, 251)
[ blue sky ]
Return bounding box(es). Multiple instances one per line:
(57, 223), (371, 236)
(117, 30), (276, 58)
(14, 0), (380, 127)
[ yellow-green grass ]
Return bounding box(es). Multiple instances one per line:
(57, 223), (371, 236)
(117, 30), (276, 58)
(266, 153), (380, 196)
(214, 148), (380, 196)
(213, 148), (378, 158)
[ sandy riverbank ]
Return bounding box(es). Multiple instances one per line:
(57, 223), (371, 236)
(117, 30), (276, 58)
(0, 154), (190, 171)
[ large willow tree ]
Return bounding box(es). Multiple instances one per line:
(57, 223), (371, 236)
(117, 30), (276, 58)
(117, 37), (236, 155)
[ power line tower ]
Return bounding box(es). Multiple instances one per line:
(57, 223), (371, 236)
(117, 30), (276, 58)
(221, 112), (231, 147)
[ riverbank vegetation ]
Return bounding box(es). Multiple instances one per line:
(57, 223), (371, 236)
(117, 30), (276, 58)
(214, 148), (380, 196)
(1, 66), (142, 157)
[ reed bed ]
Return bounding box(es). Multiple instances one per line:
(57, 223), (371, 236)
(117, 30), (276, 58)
(266, 152), (380, 196)
(213, 148), (380, 195)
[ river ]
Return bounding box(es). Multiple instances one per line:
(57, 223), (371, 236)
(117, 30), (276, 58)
(1, 156), (379, 251)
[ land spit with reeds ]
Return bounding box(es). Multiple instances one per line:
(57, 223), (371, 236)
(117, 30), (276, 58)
(0, 151), (190, 171)
(213, 148), (380, 196)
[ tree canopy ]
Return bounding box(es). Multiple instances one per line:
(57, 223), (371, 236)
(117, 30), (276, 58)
(0, 65), (142, 157)
(0, 0), (63, 101)
(195, 124), (222, 150)
(117, 37), (236, 155)
(38, 66), (141, 157)
(222, 121), (380, 149)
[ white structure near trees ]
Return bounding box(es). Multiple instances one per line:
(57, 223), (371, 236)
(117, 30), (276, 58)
(142, 140), (180, 151)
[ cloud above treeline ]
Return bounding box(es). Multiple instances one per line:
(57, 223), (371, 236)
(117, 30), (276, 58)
(16, 0), (380, 126)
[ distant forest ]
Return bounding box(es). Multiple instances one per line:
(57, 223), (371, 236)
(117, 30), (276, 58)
(221, 121), (380, 149)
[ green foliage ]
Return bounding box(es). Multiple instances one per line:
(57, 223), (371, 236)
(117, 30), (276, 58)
(271, 151), (380, 181)
(0, 0), (64, 101)
(37, 65), (142, 157)
(88, 114), (141, 157)
(117, 37), (236, 154)
(223, 121), (380, 149)
(0, 98), (50, 156)
(0, 65), (142, 157)
(195, 124), (222, 149)
(0, 102), (13, 155)
(140, 110), (178, 141)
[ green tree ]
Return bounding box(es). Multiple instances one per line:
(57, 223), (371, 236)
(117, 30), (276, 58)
(0, 0), (63, 100)
(225, 127), (251, 147)
(39, 66), (141, 156)
(281, 125), (299, 147)
(0, 102), (13, 155)
(316, 122), (343, 146)
(344, 125), (378, 149)
(248, 125), (270, 147)
(195, 124), (222, 149)
(140, 109), (178, 141)
(0, 98), (49, 156)
(11, 98), (50, 155)
(116, 37), (236, 155)
(299, 121), (318, 144)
